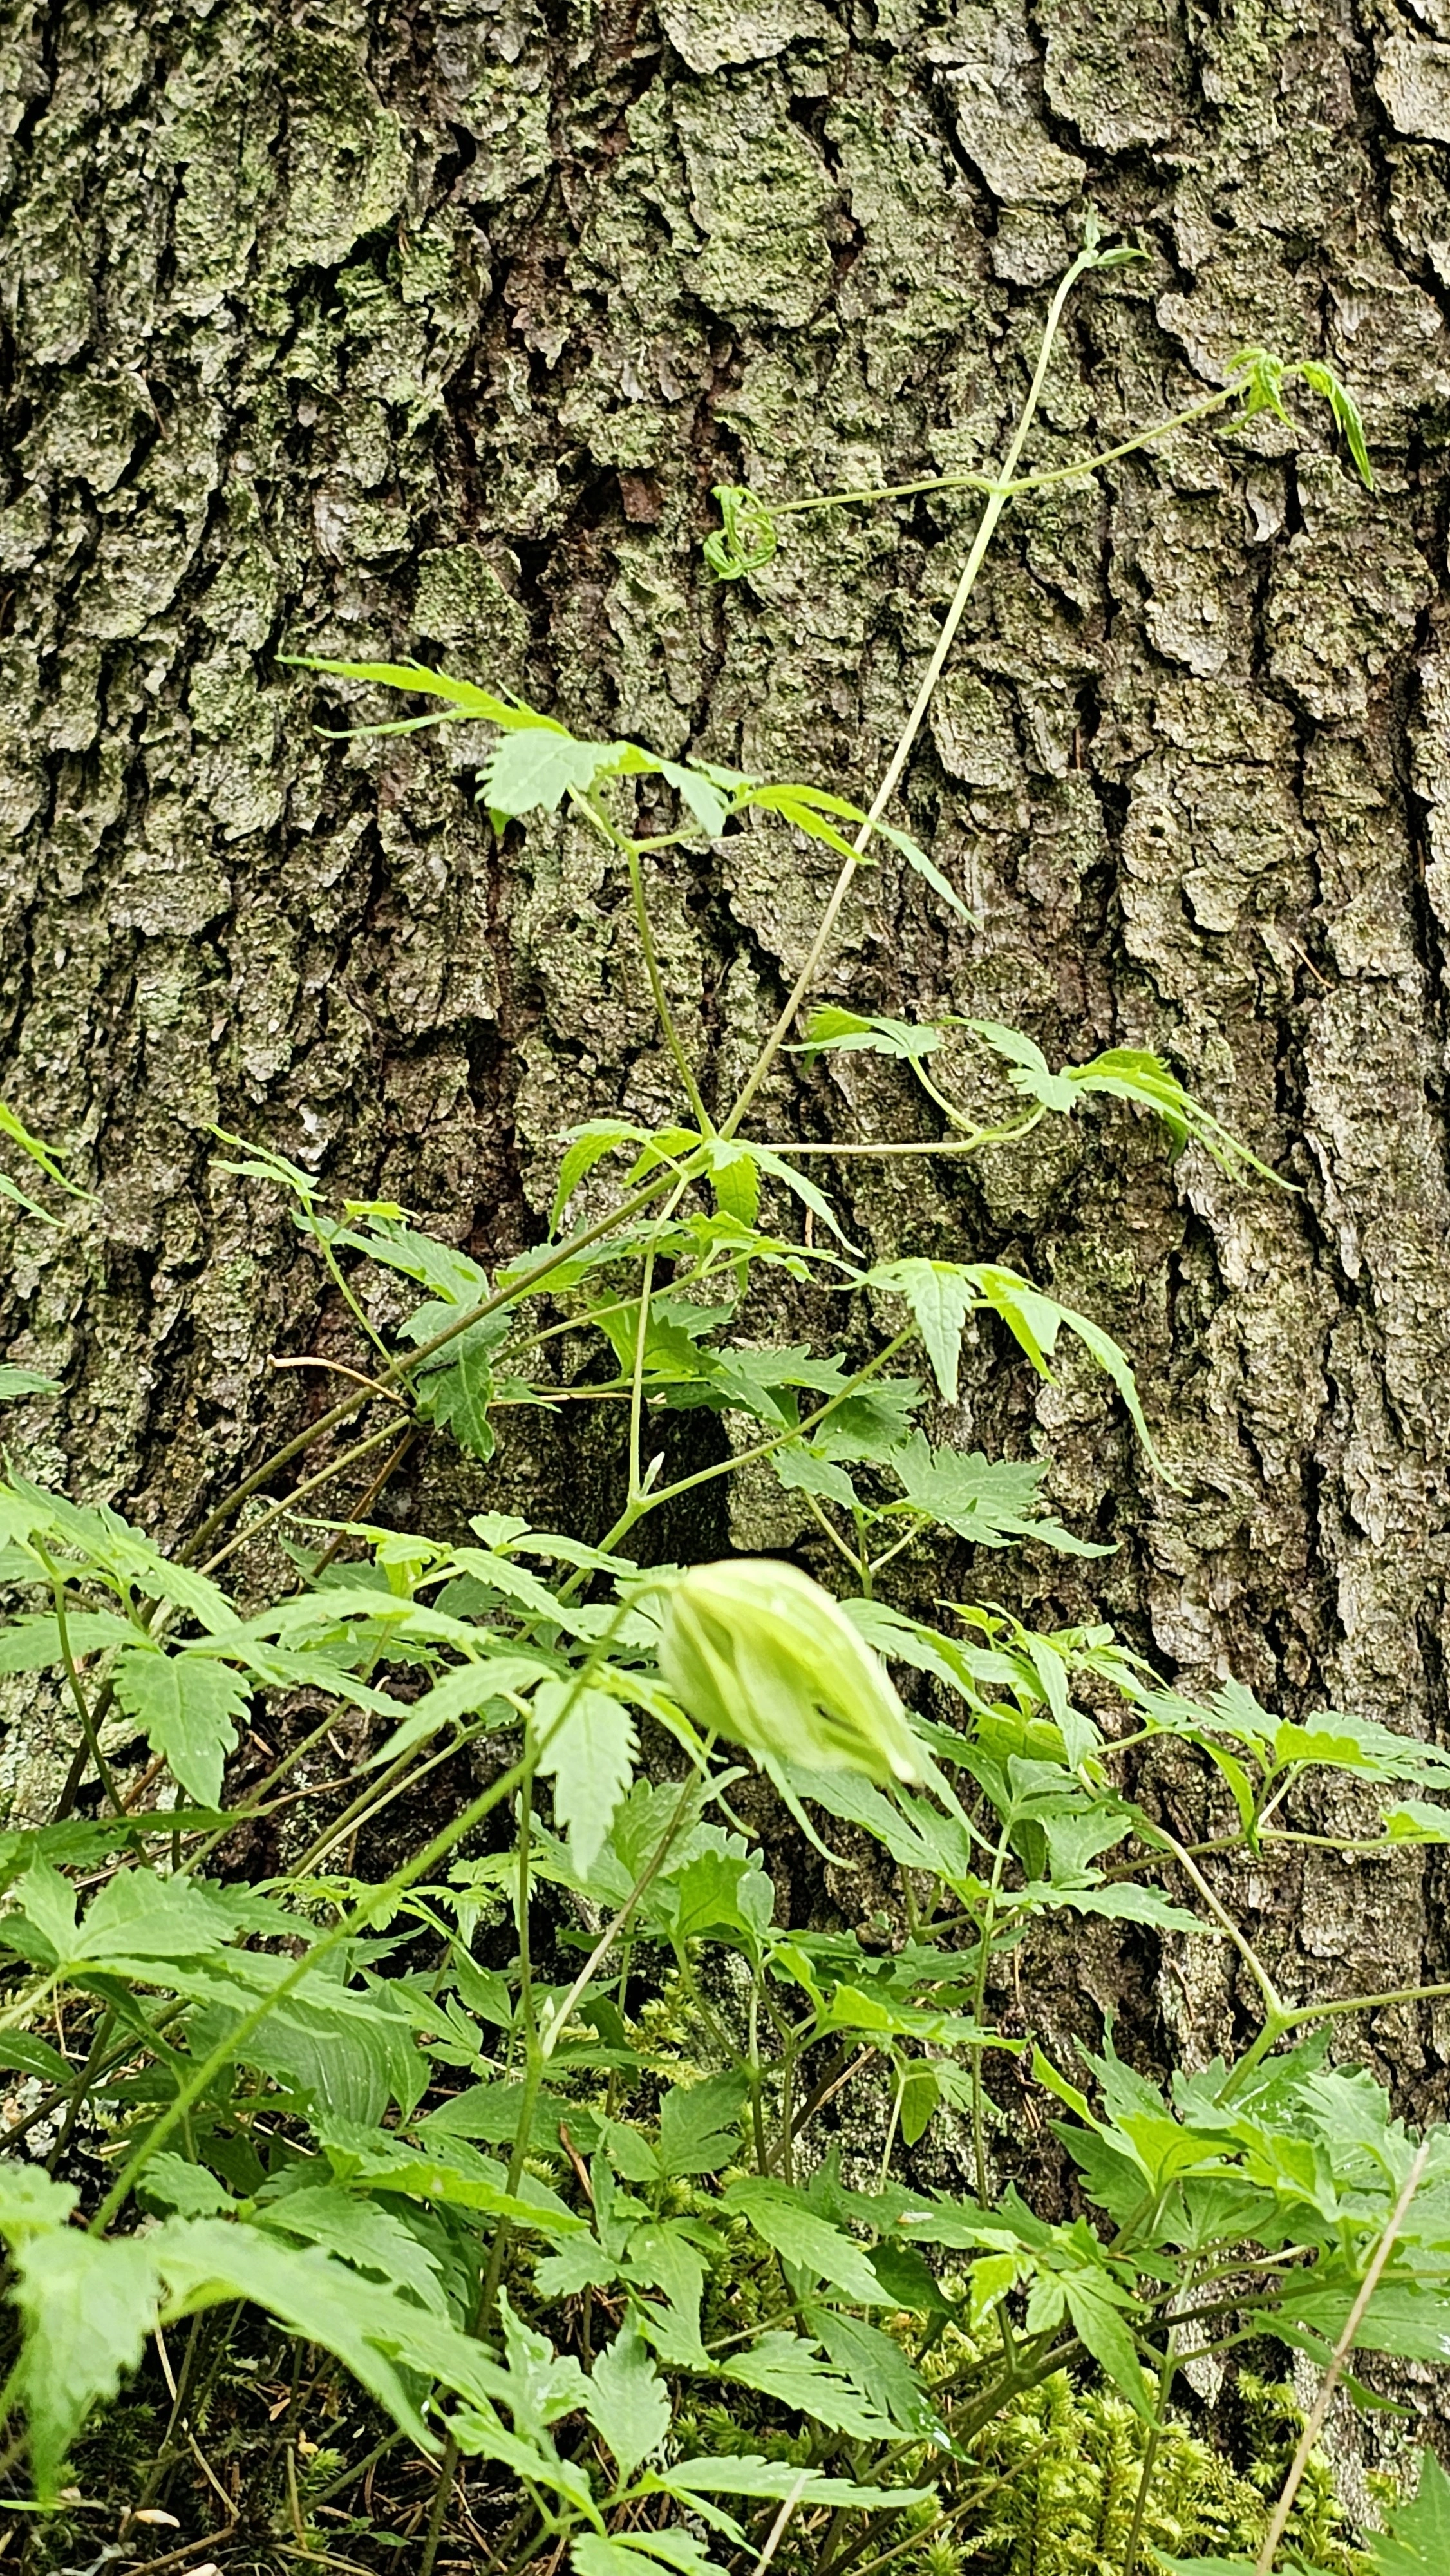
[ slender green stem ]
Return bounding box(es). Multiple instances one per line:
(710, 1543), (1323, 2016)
(513, 1779), (534, 2079)
(969, 1824), (1012, 2200)
(177, 1168), (690, 1565)
(1145, 1824), (1286, 2024)
(197, 1416), (404, 1578)
(574, 786), (713, 1132)
(1122, 2326), (1180, 2576)
(87, 1749), (538, 2232)
(765, 384), (1238, 527)
(1254, 2141), (1430, 2576)
(419, 1759), (701, 2576)
(719, 240), (1098, 1144)
(311, 1223), (397, 1368)
(40, 1557), (124, 1815)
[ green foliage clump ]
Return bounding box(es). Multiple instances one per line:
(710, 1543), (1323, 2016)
(0, 222), (1437, 2576)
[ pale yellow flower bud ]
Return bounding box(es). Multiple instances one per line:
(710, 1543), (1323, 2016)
(658, 1558), (921, 1784)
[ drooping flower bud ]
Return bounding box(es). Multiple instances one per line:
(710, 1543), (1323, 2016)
(658, 1557), (921, 1784)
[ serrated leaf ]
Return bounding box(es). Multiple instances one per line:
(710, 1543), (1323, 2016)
(535, 1681), (636, 1872)
(721, 2179), (892, 2304)
(704, 1142), (760, 1227)
(112, 1649), (248, 1807)
(256, 2183), (448, 2313)
(137, 2154), (235, 2219)
(413, 1342), (496, 1461)
(1030, 1884), (1205, 1933)
(724, 2331), (897, 2441)
(0, 1609), (142, 1672)
(661, 2457), (932, 2508)
(772, 1443), (861, 1510)
(810, 2304), (945, 2434)
(584, 2321), (670, 2481)
(7, 2228), (164, 2498)
(1367, 2448), (1450, 2571)
(658, 2072), (748, 2175)
(658, 759), (730, 839)
(1062, 2273), (1151, 2421)
(888, 1434), (1104, 1557)
(793, 1008), (941, 1065)
(484, 729), (621, 819)
(552, 1122), (640, 1229)
(966, 1021), (1077, 1113)
(574, 2535), (724, 2576)
(868, 1259), (975, 1401)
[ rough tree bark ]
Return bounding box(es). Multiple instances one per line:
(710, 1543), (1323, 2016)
(5, 0), (1450, 2427)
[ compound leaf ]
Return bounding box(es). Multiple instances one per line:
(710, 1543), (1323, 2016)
(113, 1647), (249, 1807)
(584, 2321), (670, 2481)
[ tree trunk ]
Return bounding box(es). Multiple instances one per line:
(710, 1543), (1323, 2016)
(5, 0), (1450, 2354)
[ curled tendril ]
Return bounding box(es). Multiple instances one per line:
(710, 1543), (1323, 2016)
(702, 484), (779, 581)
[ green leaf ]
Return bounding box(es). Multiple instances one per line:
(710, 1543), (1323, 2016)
(793, 1008), (942, 1065)
(721, 2178), (893, 2304)
(971, 1265), (1175, 1484)
(1030, 1884), (1204, 1933)
(535, 1681), (637, 1872)
(773, 1443), (861, 1511)
(154, 2217), (464, 2447)
(809, 2305), (945, 2434)
(416, 1347), (497, 1460)
(657, 2072), (748, 2176)
(724, 2331), (897, 2441)
(656, 1849), (774, 1947)
(59, 1866), (243, 1967)
(575, 2535), (724, 2576)
(868, 1260), (974, 1402)
(583, 2320), (670, 2481)
(661, 2457), (932, 2507)
(746, 784), (865, 865)
(137, 2154), (236, 2219)
(484, 729), (622, 819)
(8, 2226), (164, 2499)
(0, 1367), (59, 1401)
(0, 1609), (142, 1672)
(875, 820), (975, 922)
(1299, 359), (1375, 491)
(0, 2032), (70, 2083)
(704, 1142), (761, 1227)
(1368, 2449), (1450, 2571)
(281, 653), (527, 729)
(6, 1859), (78, 1962)
(1061, 2273), (1152, 2421)
(888, 1434), (1105, 1558)
(0, 1103), (86, 1195)
(1382, 1799), (1450, 1844)
(658, 759), (731, 839)
(964, 1021), (1077, 1113)
(112, 1649), (249, 1807)
(552, 1122), (640, 1229)
(899, 2064), (939, 2145)
(1153, 2562), (1256, 2575)
(255, 2183), (449, 2314)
